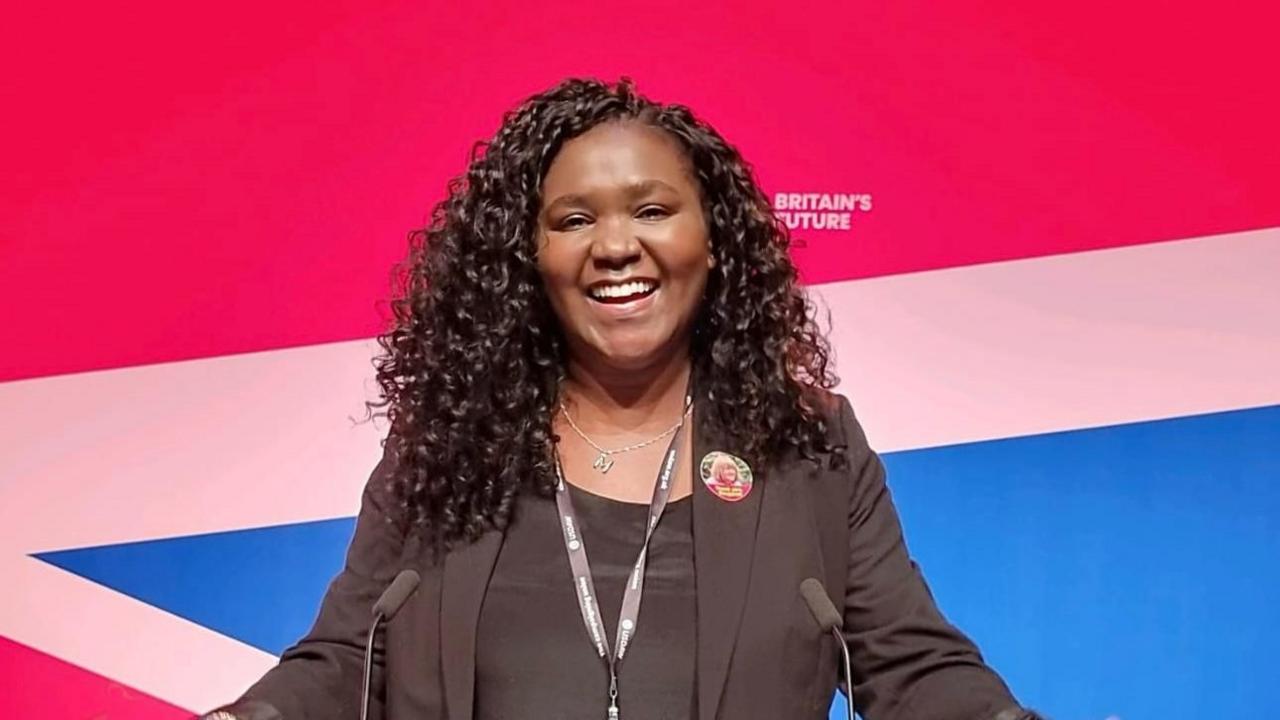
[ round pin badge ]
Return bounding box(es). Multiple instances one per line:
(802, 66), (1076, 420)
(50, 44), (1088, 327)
(699, 451), (754, 502)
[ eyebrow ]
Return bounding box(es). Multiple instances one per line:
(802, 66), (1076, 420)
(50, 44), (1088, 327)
(543, 179), (680, 212)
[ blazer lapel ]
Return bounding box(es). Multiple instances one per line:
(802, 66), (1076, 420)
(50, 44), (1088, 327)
(440, 528), (504, 720)
(692, 392), (765, 720)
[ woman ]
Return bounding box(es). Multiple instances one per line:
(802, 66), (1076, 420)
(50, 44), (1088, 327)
(207, 77), (1037, 720)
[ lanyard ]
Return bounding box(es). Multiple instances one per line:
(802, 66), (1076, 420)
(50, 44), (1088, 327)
(552, 391), (691, 720)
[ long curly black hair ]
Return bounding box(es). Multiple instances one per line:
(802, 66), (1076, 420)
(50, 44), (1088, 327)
(370, 77), (839, 550)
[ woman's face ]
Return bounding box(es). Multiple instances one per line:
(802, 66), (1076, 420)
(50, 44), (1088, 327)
(718, 463), (738, 484)
(536, 120), (713, 373)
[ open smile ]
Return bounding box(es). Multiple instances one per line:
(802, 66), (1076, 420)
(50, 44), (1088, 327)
(584, 278), (660, 318)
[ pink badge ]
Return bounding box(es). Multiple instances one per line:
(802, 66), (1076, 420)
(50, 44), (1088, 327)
(699, 451), (754, 502)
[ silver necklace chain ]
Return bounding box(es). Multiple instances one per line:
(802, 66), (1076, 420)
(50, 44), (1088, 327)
(558, 397), (693, 474)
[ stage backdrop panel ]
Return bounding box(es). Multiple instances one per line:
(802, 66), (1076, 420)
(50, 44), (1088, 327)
(3, 1), (1278, 718)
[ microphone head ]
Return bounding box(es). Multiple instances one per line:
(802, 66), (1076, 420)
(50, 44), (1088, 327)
(373, 569), (421, 621)
(799, 577), (843, 632)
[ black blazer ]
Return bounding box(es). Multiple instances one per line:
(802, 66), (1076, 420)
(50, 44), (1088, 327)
(219, 389), (1026, 720)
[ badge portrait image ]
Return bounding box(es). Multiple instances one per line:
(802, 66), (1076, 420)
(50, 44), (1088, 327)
(699, 451), (753, 502)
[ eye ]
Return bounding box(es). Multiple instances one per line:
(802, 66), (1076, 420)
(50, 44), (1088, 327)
(557, 214), (592, 230)
(636, 205), (671, 220)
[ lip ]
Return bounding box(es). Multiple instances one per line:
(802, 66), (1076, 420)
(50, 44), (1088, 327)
(586, 286), (660, 320)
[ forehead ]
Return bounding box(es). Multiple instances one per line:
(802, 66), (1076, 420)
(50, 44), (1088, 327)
(540, 121), (697, 200)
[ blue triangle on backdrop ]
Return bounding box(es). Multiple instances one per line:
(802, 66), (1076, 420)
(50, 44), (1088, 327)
(34, 517), (356, 655)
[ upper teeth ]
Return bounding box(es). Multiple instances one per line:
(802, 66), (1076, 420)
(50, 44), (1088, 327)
(590, 280), (656, 299)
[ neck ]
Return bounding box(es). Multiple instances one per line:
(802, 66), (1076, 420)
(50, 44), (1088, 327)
(560, 349), (693, 434)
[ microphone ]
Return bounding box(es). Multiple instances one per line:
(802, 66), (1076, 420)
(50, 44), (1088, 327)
(361, 570), (421, 720)
(373, 569), (421, 620)
(800, 578), (855, 720)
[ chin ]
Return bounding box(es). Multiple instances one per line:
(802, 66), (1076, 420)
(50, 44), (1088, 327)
(597, 347), (665, 370)
(574, 323), (688, 370)
(590, 337), (675, 370)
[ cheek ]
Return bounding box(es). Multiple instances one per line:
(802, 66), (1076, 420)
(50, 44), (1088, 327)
(676, 259), (711, 304)
(535, 239), (575, 291)
(668, 236), (712, 284)
(535, 256), (576, 324)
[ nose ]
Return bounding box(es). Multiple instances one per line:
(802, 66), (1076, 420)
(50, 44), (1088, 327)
(588, 215), (642, 269)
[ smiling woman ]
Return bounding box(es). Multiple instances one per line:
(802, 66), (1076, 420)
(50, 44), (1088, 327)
(205, 77), (1040, 720)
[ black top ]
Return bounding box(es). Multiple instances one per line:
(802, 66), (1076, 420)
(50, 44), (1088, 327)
(475, 484), (697, 720)
(221, 392), (1030, 720)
